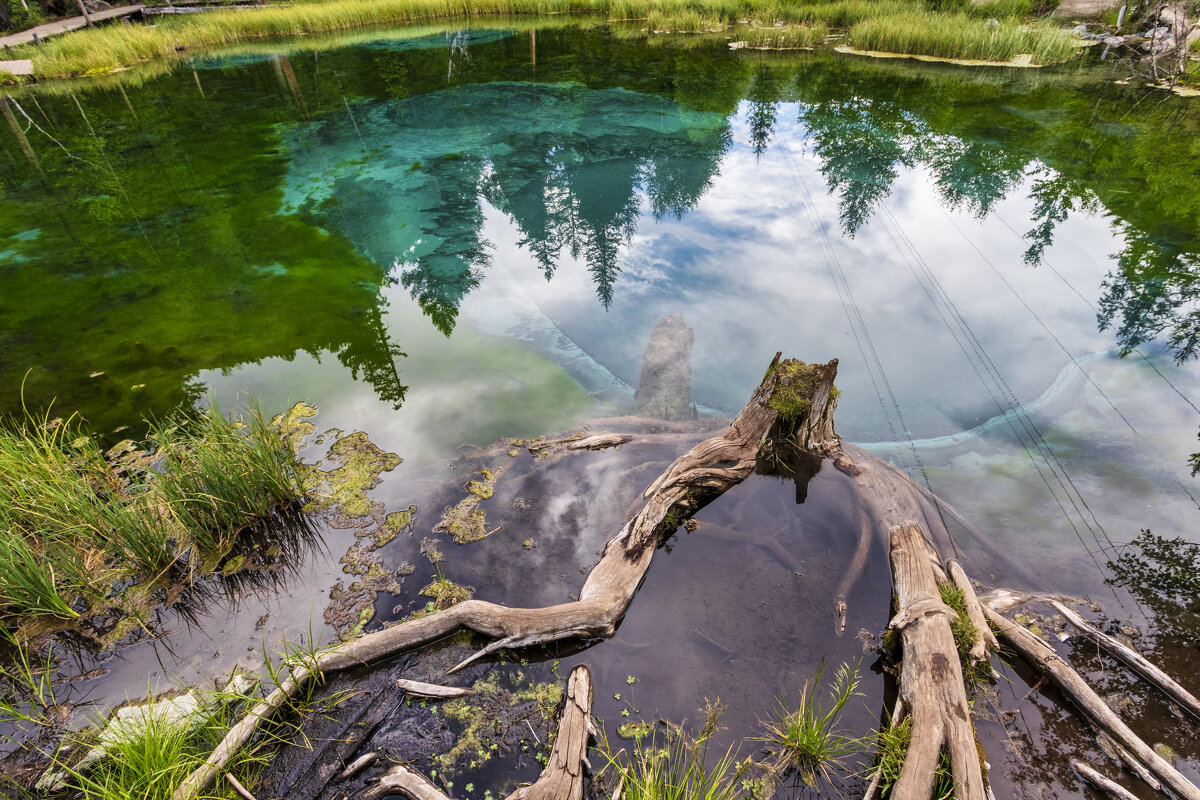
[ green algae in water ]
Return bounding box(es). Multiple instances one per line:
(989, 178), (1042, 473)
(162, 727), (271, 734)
(272, 401), (319, 450)
(307, 432), (402, 518)
(436, 670), (563, 773)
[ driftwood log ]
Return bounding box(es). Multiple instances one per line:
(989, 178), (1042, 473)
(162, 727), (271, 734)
(982, 600), (1200, 800)
(174, 353), (826, 800)
(1073, 761), (1140, 800)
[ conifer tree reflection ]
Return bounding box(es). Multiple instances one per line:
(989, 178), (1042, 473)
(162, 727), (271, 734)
(798, 97), (910, 235)
(746, 64), (785, 159)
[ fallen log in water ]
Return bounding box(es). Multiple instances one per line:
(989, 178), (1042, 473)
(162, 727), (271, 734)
(171, 349), (1200, 800)
(981, 601), (1200, 800)
(174, 353), (825, 800)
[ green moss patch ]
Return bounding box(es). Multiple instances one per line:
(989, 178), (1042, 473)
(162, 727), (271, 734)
(270, 401), (318, 450)
(767, 360), (827, 423)
(419, 577), (474, 611)
(437, 465), (507, 544)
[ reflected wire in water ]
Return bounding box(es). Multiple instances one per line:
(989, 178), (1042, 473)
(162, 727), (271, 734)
(874, 196), (1118, 573)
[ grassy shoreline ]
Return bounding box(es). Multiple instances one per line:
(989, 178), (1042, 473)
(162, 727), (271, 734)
(9, 0), (1081, 79)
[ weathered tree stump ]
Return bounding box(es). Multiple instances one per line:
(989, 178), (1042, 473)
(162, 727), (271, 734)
(170, 350), (1200, 800)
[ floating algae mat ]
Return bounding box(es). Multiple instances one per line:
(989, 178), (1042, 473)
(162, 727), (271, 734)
(2, 23), (1200, 800)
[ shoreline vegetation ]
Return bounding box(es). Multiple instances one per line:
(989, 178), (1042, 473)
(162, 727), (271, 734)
(4, 0), (1085, 80)
(0, 403), (304, 640)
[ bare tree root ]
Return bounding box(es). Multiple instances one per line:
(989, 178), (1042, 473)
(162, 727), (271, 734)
(174, 353), (815, 800)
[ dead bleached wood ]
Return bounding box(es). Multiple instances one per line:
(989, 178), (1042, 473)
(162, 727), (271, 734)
(175, 353), (811, 800)
(508, 665), (594, 800)
(225, 774), (258, 800)
(1097, 734), (1162, 792)
(358, 666), (594, 800)
(1047, 597), (1200, 721)
(394, 679), (473, 699)
(946, 559), (999, 663)
(356, 763), (451, 800)
(1073, 760), (1141, 800)
(888, 523), (986, 800)
(982, 603), (1200, 800)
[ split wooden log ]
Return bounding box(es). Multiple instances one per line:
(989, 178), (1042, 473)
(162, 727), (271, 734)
(1097, 734), (1162, 792)
(508, 665), (594, 800)
(175, 353), (822, 800)
(888, 523), (986, 800)
(357, 666), (595, 800)
(982, 603), (1200, 800)
(1046, 597), (1200, 721)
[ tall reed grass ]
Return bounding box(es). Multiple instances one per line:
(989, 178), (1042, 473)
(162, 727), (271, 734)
(0, 404), (302, 627)
(849, 11), (1078, 64)
(26, 0), (1082, 77)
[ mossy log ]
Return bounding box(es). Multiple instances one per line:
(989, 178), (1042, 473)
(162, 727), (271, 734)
(174, 353), (830, 800)
(887, 523), (986, 800)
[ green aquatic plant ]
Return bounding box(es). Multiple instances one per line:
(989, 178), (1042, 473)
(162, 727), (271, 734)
(0, 623), (58, 730)
(872, 715), (954, 800)
(755, 660), (863, 785)
(149, 401), (304, 565)
(937, 581), (990, 684)
(740, 22), (828, 49)
(600, 709), (743, 800)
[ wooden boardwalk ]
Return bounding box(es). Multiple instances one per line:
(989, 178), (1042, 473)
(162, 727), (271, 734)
(0, 4), (145, 49)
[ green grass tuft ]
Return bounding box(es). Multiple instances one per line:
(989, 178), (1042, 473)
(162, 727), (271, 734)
(0, 402), (303, 629)
(755, 660), (863, 785)
(601, 700), (743, 800)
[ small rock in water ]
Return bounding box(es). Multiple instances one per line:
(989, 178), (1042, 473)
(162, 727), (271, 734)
(1153, 742), (1178, 763)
